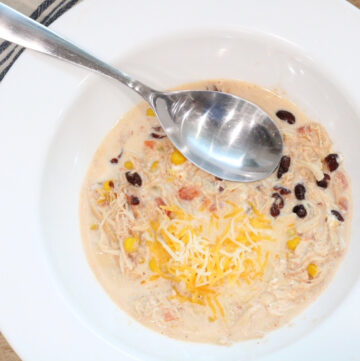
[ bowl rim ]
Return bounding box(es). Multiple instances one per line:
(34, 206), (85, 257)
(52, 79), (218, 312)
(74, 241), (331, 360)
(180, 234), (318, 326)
(1, 0), (360, 360)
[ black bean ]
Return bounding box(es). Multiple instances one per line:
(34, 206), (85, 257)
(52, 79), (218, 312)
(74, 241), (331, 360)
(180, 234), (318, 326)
(218, 186), (224, 192)
(270, 203), (280, 217)
(293, 204), (307, 218)
(277, 156), (291, 179)
(325, 153), (339, 172)
(276, 110), (296, 124)
(316, 179), (327, 188)
(125, 171), (142, 187)
(294, 184), (306, 200)
(130, 195), (140, 205)
(215, 176), (223, 181)
(273, 185), (291, 195)
(272, 193), (284, 209)
(151, 133), (166, 139)
(110, 158), (118, 164)
(316, 173), (330, 188)
(331, 210), (344, 222)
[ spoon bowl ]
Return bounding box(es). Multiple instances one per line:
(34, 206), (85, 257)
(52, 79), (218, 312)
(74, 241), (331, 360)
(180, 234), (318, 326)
(152, 90), (283, 181)
(0, 2), (283, 181)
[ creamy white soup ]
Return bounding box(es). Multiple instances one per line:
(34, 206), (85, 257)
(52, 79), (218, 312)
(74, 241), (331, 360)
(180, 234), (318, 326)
(80, 80), (351, 345)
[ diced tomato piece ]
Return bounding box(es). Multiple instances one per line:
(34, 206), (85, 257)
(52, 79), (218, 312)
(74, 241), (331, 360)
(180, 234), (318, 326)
(144, 140), (156, 149)
(178, 186), (200, 200)
(335, 172), (348, 189)
(164, 310), (177, 322)
(297, 125), (312, 135)
(338, 197), (349, 211)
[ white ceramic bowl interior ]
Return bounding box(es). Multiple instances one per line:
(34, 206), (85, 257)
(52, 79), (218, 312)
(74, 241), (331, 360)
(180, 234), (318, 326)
(40, 30), (360, 361)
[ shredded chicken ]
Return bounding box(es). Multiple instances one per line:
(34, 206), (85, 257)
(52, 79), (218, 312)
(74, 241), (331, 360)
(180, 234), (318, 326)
(80, 79), (351, 345)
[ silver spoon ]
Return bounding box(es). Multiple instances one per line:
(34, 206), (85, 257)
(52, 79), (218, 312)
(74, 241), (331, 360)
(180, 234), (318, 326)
(0, 3), (283, 182)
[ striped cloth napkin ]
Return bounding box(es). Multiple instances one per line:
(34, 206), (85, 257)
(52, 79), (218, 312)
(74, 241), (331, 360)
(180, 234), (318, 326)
(0, 0), (81, 81)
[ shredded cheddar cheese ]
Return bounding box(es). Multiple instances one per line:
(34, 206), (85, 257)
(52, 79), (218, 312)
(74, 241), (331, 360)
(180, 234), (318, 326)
(143, 202), (275, 320)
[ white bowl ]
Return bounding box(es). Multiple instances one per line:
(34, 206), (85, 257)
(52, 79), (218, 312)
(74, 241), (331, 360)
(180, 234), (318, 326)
(1, 1), (360, 360)
(41, 29), (360, 361)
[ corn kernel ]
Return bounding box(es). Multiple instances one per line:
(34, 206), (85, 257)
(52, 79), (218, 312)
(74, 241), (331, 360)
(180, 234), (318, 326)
(124, 161), (134, 170)
(288, 228), (297, 237)
(103, 180), (114, 192)
(170, 149), (186, 165)
(90, 223), (98, 230)
(287, 237), (301, 251)
(149, 274), (160, 281)
(124, 237), (139, 253)
(146, 108), (156, 117)
(307, 263), (319, 278)
(151, 161), (159, 172)
(150, 220), (160, 231)
(149, 258), (159, 272)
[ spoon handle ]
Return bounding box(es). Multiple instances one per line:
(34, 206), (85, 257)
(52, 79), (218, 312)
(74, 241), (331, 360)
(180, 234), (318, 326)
(0, 3), (155, 101)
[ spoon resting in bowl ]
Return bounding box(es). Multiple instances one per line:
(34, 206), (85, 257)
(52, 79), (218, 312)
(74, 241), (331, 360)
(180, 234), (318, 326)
(0, 3), (283, 182)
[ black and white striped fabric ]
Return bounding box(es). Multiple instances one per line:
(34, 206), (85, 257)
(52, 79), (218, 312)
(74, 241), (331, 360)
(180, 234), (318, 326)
(0, 0), (81, 81)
